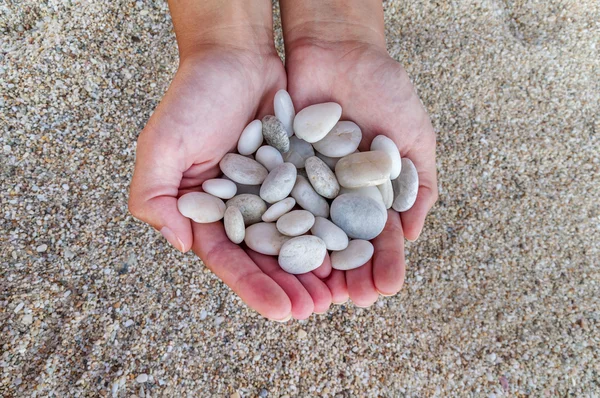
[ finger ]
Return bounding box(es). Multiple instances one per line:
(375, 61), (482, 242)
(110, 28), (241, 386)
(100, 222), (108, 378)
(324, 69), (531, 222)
(312, 252), (332, 279)
(296, 272), (332, 314)
(324, 270), (349, 304)
(192, 222), (292, 321)
(246, 250), (314, 320)
(372, 211), (406, 296)
(346, 260), (379, 308)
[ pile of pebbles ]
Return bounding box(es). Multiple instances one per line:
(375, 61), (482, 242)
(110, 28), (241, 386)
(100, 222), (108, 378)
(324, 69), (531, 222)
(177, 90), (418, 274)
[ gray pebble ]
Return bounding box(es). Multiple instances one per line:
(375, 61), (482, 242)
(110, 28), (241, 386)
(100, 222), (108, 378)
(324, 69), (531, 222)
(331, 240), (374, 270)
(278, 236), (327, 274)
(261, 197), (296, 222)
(259, 162), (297, 203)
(244, 223), (291, 255)
(226, 194), (267, 226)
(219, 153), (268, 185)
(330, 193), (388, 240)
(310, 217), (349, 251)
(290, 175), (330, 218)
(262, 115), (290, 153)
(392, 158), (419, 212)
(276, 210), (315, 236)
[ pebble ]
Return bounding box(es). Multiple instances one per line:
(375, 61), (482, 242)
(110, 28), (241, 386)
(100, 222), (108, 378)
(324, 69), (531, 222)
(244, 223), (291, 255)
(136, 374), (148, 383)
(259, 162), (297, 203)
(293, 102), (342, 143)
(282, 136), (314, 168)
(339, 186), (384, 204)
(290, 175), (330, 218)
(226, 194), (267, 226)
(14, 302), (24, 313)
(274, 89), (295, 136)
(331, 240), (374, 270)
(330, 193), (388, 240)
(255, 145), (284, 171)
(310, 217), (349, 251)
(124, 319), (135, 327)
(219, 153), (268, 185)
(237, 119), (263, 155)
(261, 197), (296, 222)
(298, 329), (308, 339)
(278, 236), (327, 274)
(36, 244), (48, 253)
(305, 156), (340, 199)
(177, 192), (226, 223)
(262, 115), (290, 152)
(201, 178), (237, 199)
(312, 121), (362, 157)
(377, 179), (394, 209)
(392, 158), (419, 212)
(335, 150), (393, 188)
(224, 206), (245, 244)
(21, 314), (33, 325)
(370, 135), (402, 179)
(315, 152), (340, 170)
(276, 210), (315, 236)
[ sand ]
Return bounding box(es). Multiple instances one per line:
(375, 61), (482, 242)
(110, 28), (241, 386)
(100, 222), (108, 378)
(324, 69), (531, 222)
(1, 0), (599, 396)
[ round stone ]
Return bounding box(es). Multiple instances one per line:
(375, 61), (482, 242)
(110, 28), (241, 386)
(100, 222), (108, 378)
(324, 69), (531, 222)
(339, 186), (383, 204)
(255, 145), (284, 171)
(223, 206), (245, 244)
(219, 153), (268, 185)
(310, 217), (349, 251)
(259, 162), (297, 203)
(312, 121), (362, 157)
(244, 223), (291, 255)
(274, 89), (295, 137)
(331, 240), (374, 271)
(335, 150), (393, 188)
(282, 136), (314, 168)
(226, 194), (267, 226)
(237, 119), (263, 155)
(262, 115), (290, 153)
(261, 197), (296, 222)
(392, 158), (419, 212)
(315, 152), (340, 170)
(293, 102), (342, 143)
(304, 156), (340, 199)
(278, 236), (327, 274)
(201, 178), (237, 199)
(276, 210), (315, 236)
(177, 192), (226, 223)
(290, 175), (330, 218)
(370, 135), (402, 179)
(330, 193), (388, 240)
(377, 179), (394, 209)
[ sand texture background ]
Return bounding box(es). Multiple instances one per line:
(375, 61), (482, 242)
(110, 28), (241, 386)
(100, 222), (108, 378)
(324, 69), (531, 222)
(1, 0), (599, 396)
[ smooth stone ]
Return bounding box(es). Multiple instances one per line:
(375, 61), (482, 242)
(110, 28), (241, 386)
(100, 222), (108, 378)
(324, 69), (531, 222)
(262, 115), (290, 153)
(392, 158), (419, 212)
(201, 178), (237, 200)
(255, 145), (283, 171)
(282, 136), (314, 168)
(259, 162), (297, 203)
(290, 175), (330, 218)
(339, 186), (383, 204)
(245, 223), (291, 255)
(276, 210), (315, 236)
(331, 240), (374, 271)
(310, 217), (349, 251)
(223, 206), (245, 244)
(293, 102), (342, 143)
(237, 119), (263, 155)
(304, 156), (340, 199)
(370, 135), (402, 179)
(330, 193), (388, 240)
(261, 197), (296, 222)
(226, 194), (267, 226)
(222, 175), (261, 196)
(177, 192), (226, 223)
(274, 89), (295, 137)
(377, 179), (394, 209)
(312, 121), (362, 157)
(219, 153), (268, 185)
(315, 152), (340, 170)
(335, 150), (393, 188)
(278, 236), (327, 274)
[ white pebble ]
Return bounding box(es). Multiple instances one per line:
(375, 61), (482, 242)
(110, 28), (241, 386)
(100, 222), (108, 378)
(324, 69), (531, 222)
(310, 217), (349, 251)
(219, 153), (268, 185)
(304, 156), (340, 199)
(259, 162), (297, 203)
(201, 178), (237, 199)
(335, 151), (393, 188)
(244, 223), (291, 255)
(315, 152), (340, 170)
(226, 194), (267, 226)
(224, 206), (245, 244)
(339, 186), (384, 204)
(124, 319), (135, 327)
(293, 102), (342, 143)
(331, 240), (374, 270)
(290, 175), (330, 218)
(274, 89), (295, 137)
(261, 197), (296, 222)
(177, 192), (226, 223)
(21, 314), (33, 325)
(14, 302), (24, 313)
(237, 119), (263, 155)
(313, 121), (362, 157)
(392, 158), (419, 212)
(377, 179), (394, 209)
(255, 145), (284, 171)
(36, 244), (48, 253)
(370, 135), (402, 179)
(278, 236), (327, 274)
(282, 136), (314, 168)
(136, 374), (148, 383)
(276, 210), (315, 236)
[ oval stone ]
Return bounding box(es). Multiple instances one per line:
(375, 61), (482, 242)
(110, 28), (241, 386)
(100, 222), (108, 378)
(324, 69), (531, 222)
(335, 150), (393, 188)
(304, 156), (340, 199)
(226, 194), (267, 226)
(261, 197), (296, 222)
(245, 223), (291, 255)
(274, 89), (295, 137)
(312, 121), (362, 157)
(278, 236), (327, 274)
(330, 193), (388, 240)
(201, 178), (237, 200)
(237, 119), (263, 155)
(315, 152), (340, 170)
(177, 192), (226, 223)
(220, 153), (268, 185)
(223, 206), (245, 244)
(310, 217), (349, 251)
(377, 179), (394, 209)
(276, 210), (315, 236)
(339, 186), (383, 204)
(331, 240), (374, 271)
(370, 135), (402, 179)
(290, 175), (330, 218)
(392, 158), (419, 212)
(282, 136), (314, 168)
(293, 102), (342, 143)
(262, 115), (289, 153)
(255, 145), (284, 171)
(259, 162), (297, 203)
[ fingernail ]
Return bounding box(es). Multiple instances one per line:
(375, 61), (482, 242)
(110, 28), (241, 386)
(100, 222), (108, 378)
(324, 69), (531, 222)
(272, 314), (292, 323)
(160, 226), (185, 252)
(332, 300), (348, 305)
(406, 231), (421, 242)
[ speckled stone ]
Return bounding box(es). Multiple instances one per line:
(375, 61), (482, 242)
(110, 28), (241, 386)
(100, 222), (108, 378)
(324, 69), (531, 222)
(262, 115), (290, 153)
(278, 236), (327, 274)
(226, 194), (267, 226)
(304, 156), (340, 199)
(223, 206), (245, 244)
